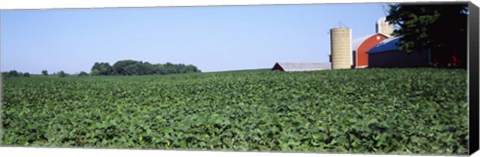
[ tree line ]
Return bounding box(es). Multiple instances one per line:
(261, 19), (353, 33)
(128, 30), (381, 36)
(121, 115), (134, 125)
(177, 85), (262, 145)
(91, 60), (201, 76)
(2, 70), (84, 77)
(1, 70), (31, 77)
(2, 60), (201, 77)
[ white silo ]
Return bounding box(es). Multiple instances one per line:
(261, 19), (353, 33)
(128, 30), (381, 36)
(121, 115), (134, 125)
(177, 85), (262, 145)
(330, 28), (352, 69)
(376, 17), (394, 37)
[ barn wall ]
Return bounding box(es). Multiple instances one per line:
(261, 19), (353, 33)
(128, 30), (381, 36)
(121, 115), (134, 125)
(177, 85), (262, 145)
(355, 34), (388, 68)
(368, 50), (431, 68)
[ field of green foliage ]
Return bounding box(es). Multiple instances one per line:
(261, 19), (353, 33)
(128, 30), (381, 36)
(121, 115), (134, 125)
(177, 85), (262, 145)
(1, 68), (468, 154)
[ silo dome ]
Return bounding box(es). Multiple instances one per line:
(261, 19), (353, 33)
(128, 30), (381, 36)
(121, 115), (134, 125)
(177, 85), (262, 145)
(376, 17), (394, 37)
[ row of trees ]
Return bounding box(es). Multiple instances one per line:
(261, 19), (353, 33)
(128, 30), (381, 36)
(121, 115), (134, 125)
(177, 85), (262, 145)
(2, 60), (200, 77)
(1, 70), (31, 77)
(91, 60), (201, 76)
(2, 70), (83, 77)
(42, 70), (88, 77)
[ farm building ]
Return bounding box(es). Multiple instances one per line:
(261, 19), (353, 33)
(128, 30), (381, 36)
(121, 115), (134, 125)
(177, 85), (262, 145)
(330, 28), (353, 69)
(350, 16), (464, 68)
(367, 36), (432, 67)
(351, 33), (389, 68)
(348, 17), (393, 68)
(326, 17), (394, 70)
(368, 36), (465, 68)
(375, 17), (394, 38)
(272, 62), (330, 72)
(328, 16), (461, 69)
(274, 16), (463, 72)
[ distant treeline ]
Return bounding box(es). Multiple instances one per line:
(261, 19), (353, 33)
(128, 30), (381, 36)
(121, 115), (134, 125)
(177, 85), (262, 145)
(91, 60), (201, 76)
(2, 70), (79, 77)
(2, 60), (201, 77)
(1, 70), (31, 77)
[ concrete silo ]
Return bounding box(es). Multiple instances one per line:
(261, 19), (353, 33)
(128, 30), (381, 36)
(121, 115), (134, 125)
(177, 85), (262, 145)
(376, 17), (394, 37)
(330, 28), (352, 69)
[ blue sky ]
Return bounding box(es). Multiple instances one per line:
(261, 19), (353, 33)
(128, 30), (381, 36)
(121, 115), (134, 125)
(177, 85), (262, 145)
(1, 3), (389, 74)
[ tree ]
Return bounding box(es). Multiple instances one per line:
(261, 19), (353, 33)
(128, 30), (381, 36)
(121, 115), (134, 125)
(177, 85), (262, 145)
(185, 65), (200, 73)
(42, 70), (48, 76)
(58, 70), (67, 77)
(8, 70), (19, 77)
(91, 60), (201, 76)
(386, 3), (467, 67)
(152, 64), (167, 74)
(78, 71), (89, 76)
(23, 72), (30, 77)
(91, 62), (113, 75)
(164, 62), (177, 74)
(112, 60), (143, 75)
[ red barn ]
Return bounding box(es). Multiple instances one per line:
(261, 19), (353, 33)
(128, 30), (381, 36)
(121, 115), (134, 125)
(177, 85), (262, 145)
(352, 33), (389, 68)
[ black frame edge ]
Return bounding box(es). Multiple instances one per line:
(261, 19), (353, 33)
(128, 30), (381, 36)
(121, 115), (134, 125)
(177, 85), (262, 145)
(469, 1), (480, 155)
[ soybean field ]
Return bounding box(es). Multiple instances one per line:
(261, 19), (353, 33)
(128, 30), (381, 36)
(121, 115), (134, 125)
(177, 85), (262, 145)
(1, 68), (468, 154)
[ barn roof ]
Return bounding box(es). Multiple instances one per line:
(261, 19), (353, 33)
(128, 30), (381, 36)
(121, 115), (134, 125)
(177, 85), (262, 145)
(352, 33), (388, 51)
(352, 34), (373, 51)
(368, 36), (401, 54)
(273, 62), (330, 72)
